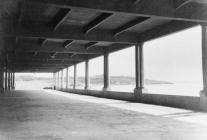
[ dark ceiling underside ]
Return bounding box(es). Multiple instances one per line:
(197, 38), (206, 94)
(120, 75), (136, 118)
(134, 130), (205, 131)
(1, 0), (207, 72)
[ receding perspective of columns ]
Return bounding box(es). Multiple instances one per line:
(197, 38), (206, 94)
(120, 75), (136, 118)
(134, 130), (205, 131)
(103, 50), (110, 91)
(85, 59), (90, 90)
(134, 43), (144, 97)
(74, 64), (77, 89)
(66, 67), (69, 90)
(200, 25), (207, 110)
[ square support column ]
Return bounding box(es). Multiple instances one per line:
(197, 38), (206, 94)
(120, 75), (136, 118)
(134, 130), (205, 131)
(66, 67), (69, 90)
(53, 72), (56, 90)
(4, 69), (7, 92)
(0, 67), (3, 93)
(11, 71), (13, 90)
(200, 25), (207, 111)
(8, 71), (11, 91)
(57, 71), (60, 90)
(73, 64), (77, 89)
(12, 72), (15, 90)
(134, 43), (145, 98)
(9, 72), (12, 90)
(85, 59), (90, 90)
(103, 50), (110, 91)
(60, 69), (63, 90)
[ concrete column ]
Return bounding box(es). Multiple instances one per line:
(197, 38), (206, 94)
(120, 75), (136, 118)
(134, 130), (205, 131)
(4, 70), (7, 92)
(57, 71), (59, 90)
(61, 69), (63, 90)
(66, 67), (69, 90)
(74, 64), (77, 89)
(8, 71), (11, 91)
(0, 67), (3, 93)
(12, 72), (15, 90)
(103, 50), (110, 91)
(134, 43), (144, 97)
(53, 72), (56, 90)
(200, 25), (207, 111)
(11, 72), (13, 90)
(10, 72), (12, 90)
(85, 59), (90, 90)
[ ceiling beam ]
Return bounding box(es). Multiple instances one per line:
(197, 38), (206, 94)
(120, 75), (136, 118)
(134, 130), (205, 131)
(28, 0), (207, 22)
(63, 40), (74, 48)
(113, 16), (150, 36)
(10, 58), (83, 63)
(17, 25), (140, 44)
(10, 52), (94, 60)
(53, 8), (71, 31)
(83, 13), (113, 34)
(14, 43), (104, 54)
(40, 39), (48, 47)
(13, 63), (71, 67)
(85, 42), (98, 50)
(13, 61), (75, 65)
(174, 0), (192, 9)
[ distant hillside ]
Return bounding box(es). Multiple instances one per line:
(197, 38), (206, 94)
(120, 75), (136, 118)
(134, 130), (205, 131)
(16, 75), (173, 85)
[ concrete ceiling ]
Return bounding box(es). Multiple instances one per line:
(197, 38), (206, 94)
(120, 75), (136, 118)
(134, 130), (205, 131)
(1, 0), (206, 72)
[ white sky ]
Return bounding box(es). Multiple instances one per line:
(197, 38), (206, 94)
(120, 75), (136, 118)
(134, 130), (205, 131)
(16, 26), (202, 83)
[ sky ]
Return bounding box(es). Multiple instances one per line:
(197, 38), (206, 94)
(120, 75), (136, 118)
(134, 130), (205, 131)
(16, 26), (202, 83)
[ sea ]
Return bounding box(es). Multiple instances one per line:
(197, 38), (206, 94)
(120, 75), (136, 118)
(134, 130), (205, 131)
(16, 81), (202, 97)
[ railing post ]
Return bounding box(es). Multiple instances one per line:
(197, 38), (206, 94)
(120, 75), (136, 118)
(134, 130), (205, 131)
(134, 43), (144, 98)
(103, 49), (110, 91)
(85, 59), (90, 90)
(74, 64), (77, 89)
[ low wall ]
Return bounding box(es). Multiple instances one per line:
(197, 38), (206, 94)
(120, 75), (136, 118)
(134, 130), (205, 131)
(58, 88), (201, 111)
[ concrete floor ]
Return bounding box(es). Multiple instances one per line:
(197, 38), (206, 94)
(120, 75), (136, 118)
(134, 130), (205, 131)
(0, 90), (207, 140)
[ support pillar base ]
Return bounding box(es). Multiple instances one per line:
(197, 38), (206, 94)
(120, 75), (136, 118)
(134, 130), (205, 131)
(200, 90), (207, 111)
(134, 88), (142, 100)
(102, 87), (110, 97)
(134, 87), (147, 100)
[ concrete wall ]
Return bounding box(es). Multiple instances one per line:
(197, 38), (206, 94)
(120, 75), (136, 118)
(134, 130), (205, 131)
(58, 88), (201, 111)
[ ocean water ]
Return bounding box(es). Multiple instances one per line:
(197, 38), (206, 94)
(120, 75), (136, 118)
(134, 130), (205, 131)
(16, 81), (202, 97)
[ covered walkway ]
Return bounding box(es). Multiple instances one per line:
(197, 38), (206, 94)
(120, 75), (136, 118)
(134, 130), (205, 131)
(1, 90), (207, 140)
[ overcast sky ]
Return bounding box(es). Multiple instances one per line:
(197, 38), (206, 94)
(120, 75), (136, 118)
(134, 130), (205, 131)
(16, 26), (202, 83)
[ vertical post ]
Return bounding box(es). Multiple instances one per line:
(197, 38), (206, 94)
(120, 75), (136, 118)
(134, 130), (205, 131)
(61, 69), (63, 90)
(200, 25), (207, 111)
(57, 71), (59, 90)
(74, 64), (77, 89)
(8, 71), (11, 91)
(134, 43), (144, 97)
(0, 66), (3, 93)
(53, 72), (56, 90)
(11, 71), (13, 90)
(103, 49), (110, 91)
(66, 67), (69, 90)
(85, 59), (90, 90)
(13, 72), (15, 90)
